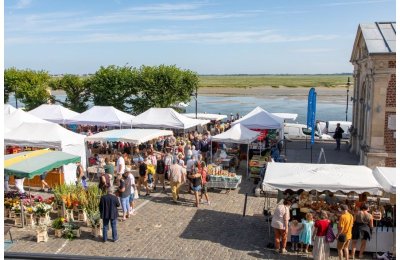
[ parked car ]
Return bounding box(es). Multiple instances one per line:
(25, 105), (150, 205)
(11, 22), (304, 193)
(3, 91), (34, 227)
(283, 123), (333, 141)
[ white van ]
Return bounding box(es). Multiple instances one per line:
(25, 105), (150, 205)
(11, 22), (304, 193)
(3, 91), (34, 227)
(324, 121), (352, 139)
(283, 123), (333, 141)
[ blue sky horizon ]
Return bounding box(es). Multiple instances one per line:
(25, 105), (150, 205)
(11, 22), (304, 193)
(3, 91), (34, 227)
(5, 0), (396, 75)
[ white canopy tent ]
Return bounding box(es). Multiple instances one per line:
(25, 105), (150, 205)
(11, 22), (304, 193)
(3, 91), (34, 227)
(4, 104), (17, 115)
(272, 113), (298, 122)
(231, 106), (284, 130)
(262, 162), (383, 195)
(5, 122), (87, 184)
(85, 129), (173, 144)
(4, 109), (51, 133)
(28, 104), (80, 124)
(210, 123), (260, 177)
(372, 167), (396, 194)
(131, 108), (209, 130)
(65, 106), (135, 127)
(183, 113), (227, 121)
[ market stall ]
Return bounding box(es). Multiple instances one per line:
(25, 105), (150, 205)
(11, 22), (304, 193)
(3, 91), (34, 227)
(262, 162), (395, 253)
(182, 113), (227, 121)
(372, 167), (396, 254)
(65, 106), (135, 128)
(84, 128), (173, 178)
(4, 108), (51, 134)
(131, 108), (209, 130)
(5, 149), (81, 188)
(210, 123), (259, 188)
(28, 104), (80, 124)
(5, 122), (87, 184)
(231, 107), (284, 178)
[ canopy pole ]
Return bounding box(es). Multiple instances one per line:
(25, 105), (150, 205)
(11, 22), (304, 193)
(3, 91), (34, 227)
(247, 143), (249, 180)
(210, 141), (213, 164)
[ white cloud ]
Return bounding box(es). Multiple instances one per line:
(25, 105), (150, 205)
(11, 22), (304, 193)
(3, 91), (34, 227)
(6, 29), (339, 45)
(321, 0), (391, 7)
(14, 0), (32, 9)
(293, 48), (335, 53)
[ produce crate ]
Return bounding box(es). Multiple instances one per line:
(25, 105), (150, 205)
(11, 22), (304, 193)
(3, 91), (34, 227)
(207, 175), (242, 189)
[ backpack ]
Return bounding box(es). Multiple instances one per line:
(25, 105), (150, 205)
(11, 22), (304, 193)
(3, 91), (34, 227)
(325, 223), (336, 243)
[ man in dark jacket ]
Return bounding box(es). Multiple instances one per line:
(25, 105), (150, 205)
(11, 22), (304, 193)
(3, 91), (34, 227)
(99, 187), (120, 242)
(334, 123), (345, 151)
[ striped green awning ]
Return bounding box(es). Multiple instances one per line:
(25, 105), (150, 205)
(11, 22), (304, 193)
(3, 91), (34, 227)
(5, 149), (81, 179)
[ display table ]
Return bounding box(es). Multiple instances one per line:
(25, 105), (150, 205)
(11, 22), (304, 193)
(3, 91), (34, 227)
(285, 224), (394, 253)
(87, 166), (105, 179)
(207, 175), (242, 189)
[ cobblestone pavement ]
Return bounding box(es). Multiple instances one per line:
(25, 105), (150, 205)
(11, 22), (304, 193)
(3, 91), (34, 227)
(5, 141), (363, 259)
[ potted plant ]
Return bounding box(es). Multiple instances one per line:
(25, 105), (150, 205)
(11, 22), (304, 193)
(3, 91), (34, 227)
(34, 202), (52, 225)
(87, 211), (102, 237)
(63, 220), (80, 240)
(52, 217), (66, 238)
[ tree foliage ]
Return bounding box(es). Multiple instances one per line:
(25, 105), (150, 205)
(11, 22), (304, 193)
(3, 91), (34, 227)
(4, 68), (51, 110)
(49, 74), (90, 112)
(129, 65), (198, 114)
(86, 65), (136, 112)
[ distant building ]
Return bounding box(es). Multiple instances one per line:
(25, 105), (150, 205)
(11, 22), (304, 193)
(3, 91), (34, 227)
(350, 22), (396, 167)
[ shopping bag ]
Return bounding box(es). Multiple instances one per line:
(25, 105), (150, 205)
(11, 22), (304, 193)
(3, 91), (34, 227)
(134, 189), (139, 199)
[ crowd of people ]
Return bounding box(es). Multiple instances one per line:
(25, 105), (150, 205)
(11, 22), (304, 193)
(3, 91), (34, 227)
(91, 132), (218, 243)
(271, 194), (376, 260)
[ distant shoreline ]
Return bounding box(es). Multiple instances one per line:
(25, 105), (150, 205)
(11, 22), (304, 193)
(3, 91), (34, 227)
(198, 86), (352, 101)
(51, 85), (353, 102)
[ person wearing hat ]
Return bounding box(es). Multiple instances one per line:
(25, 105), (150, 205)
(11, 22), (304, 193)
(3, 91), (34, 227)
(336, 204), (354, 260)
(99, 187), (120, 242)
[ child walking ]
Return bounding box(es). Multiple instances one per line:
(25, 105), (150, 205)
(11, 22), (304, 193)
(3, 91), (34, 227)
(289, 219), (302, 251)
(299, 213), (314, 253)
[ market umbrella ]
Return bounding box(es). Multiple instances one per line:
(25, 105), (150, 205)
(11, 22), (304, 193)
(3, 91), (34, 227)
(5, 149), (81, 178)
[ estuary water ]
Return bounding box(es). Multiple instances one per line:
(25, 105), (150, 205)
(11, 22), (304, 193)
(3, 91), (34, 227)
(8, 93), (352, 124)
(185, 95), (352, 124)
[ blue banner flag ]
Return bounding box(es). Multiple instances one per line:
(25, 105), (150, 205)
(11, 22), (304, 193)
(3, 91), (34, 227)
(306, 88), (317, 144)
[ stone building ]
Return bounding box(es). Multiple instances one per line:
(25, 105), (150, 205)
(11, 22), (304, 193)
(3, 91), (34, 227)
(350, 22), (396, 168)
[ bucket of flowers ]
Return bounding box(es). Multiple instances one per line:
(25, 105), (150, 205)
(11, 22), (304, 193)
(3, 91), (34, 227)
(33, 202), (52, 225)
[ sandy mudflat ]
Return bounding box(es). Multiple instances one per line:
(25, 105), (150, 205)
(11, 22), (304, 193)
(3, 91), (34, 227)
(199, 86), (353, 101)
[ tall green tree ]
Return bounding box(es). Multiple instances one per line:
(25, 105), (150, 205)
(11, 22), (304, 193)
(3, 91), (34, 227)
(87, 65), (137, 112)
(129, 65), (198, 114)
(49, 74), (90, 112)
(4, 68), (51, 110)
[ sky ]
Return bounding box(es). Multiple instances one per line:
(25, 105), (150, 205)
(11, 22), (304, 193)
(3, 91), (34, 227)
(4, 0), (396, 75)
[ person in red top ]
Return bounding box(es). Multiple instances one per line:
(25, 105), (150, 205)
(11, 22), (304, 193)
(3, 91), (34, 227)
(199, 161), (210, 205)
(312, 210), (331, 260)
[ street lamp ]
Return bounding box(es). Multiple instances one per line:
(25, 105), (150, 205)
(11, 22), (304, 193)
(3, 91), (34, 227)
(345, 77), (350, 121)
(191, 86), (198, 119)
(15, 87), (18, 109)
